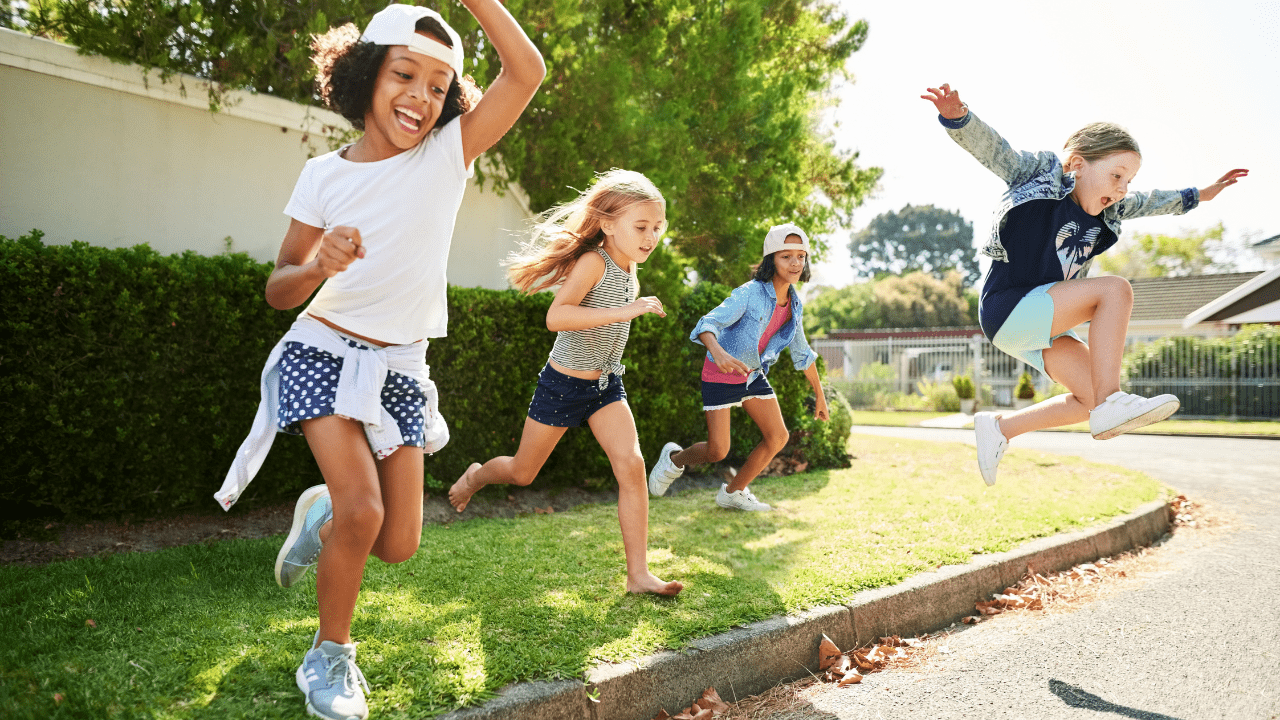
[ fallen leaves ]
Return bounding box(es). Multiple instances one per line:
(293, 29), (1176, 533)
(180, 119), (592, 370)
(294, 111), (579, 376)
(651, 687), (729, 720)
(532, 505), (555, 514)
(813, 633), (930, 687)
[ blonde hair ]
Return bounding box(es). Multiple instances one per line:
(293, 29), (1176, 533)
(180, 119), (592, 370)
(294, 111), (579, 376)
(506, 169), (666, 294)
(1062, 122), (1141, 164)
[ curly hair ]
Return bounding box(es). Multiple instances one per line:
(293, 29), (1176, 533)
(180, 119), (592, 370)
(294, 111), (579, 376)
(311, 18), (481, 132)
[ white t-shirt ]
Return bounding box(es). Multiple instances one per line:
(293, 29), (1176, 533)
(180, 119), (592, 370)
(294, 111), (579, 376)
(283, 118), (474, 344)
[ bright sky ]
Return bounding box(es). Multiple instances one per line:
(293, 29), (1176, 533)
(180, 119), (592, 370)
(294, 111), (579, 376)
(810, 0), (1278, 288)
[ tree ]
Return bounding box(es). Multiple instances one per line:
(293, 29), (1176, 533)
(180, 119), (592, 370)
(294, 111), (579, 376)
(849, 204), (977, 286)
(803, 271), (976, 336)
(22, 0), (881, 288)
(1097, 224), (1261, 278)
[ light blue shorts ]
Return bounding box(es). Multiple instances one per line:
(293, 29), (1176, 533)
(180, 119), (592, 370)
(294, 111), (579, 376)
(991, 283), (1083, 377)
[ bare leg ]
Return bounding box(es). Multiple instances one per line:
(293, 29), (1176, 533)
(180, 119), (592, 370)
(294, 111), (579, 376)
(669, 408), (732, 468)
(588, 401), (682, 596)
(370, 445), (425, 564)
(302, 415), (383, 648)
(726, 397), (789, 493)
(448, 416), (567, 511)
(1046, 276), (1133, 407)
(996, 336), (1096, 440)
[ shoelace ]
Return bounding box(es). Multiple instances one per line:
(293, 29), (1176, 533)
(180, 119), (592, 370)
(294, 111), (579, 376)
(326, 646), (371, 695)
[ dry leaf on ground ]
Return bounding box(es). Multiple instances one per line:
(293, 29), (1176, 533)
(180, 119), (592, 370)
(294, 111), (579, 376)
(651, 686), (730, 720)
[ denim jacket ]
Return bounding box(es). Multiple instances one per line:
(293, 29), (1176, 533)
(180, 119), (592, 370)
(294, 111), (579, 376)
(690, 279), (818, 385)
(941, 112), (1199, 272)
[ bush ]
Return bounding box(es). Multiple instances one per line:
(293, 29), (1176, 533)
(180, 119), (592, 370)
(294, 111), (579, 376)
(916, 379), (960, 412)
(0, 233), (851, 519)
(951, 374), (974, 399)
(829, 362), (895, 408)
(1015, 371), (1036, 399)
(1122, 325), (1280, 418)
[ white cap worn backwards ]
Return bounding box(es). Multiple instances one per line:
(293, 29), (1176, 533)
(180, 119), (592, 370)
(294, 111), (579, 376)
(361, 4), (464, 77)
(762, 223), (810, 258)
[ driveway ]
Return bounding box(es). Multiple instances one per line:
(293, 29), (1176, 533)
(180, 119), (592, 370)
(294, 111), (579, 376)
(759, 427), (1280, 720)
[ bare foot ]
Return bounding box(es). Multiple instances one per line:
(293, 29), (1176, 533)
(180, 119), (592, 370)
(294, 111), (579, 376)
(627, 572), (683, 597)
(448, 463), (483, 512)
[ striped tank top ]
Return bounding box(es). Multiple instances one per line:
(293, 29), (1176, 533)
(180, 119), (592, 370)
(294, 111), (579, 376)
(548, 247), (638, 388)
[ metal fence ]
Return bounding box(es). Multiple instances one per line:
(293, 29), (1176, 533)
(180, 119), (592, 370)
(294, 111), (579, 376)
(815, 326), (1280, 420)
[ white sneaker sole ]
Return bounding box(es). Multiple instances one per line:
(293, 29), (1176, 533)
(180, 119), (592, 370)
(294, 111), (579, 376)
(647, 443), (682, 497)
(276, 485), (328, 587)
(1092, 398), (1180, 440)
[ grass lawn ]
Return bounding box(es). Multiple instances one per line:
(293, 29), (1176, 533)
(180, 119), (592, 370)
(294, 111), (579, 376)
(848, 410), (954, 427)
(850, 409), (1280, 437)
(0, 435), (1162, 719)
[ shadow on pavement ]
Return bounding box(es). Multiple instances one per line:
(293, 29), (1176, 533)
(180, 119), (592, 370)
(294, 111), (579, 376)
(1049, 679), (1184, 720)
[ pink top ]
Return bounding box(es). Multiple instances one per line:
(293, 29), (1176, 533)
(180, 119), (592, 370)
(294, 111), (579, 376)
(701, 301), (793, 384)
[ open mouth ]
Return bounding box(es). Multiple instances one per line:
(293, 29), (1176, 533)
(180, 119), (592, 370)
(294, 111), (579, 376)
(395, 107), (424, 133)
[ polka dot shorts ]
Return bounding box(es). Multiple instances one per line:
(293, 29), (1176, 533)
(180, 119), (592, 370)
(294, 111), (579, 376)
(277, 340), (427, 456)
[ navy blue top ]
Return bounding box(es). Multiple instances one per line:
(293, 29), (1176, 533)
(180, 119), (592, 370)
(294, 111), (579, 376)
(978, 197), (1117, 341)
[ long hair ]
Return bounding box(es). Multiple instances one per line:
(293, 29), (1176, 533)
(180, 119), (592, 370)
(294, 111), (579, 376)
(311, 18), (481, 132)
(506, 170), (666, 294)
(1062, 122), (1141, 164)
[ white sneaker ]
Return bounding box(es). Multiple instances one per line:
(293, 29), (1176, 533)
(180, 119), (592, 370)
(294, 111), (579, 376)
(716, 484), (772, 512)
(974, 412), (1007, 487)
(1089, 391), (1180, 440)
(648, 442), (685, 496)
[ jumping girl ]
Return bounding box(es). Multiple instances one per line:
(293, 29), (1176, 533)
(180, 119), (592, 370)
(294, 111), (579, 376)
(446, 169), (683, 597)
(648, 224), (829, 511)
(921, 83), (1247, 486)
(213, 4), (543, 718)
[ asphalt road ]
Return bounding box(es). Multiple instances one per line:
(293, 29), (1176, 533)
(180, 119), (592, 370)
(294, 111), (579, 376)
(762, 427), (1280, 720)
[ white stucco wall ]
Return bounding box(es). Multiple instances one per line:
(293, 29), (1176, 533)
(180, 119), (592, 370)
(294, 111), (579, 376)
(0, 28), (531, 289)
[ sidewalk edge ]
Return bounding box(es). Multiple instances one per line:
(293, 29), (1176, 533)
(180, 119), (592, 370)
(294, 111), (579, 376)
(440, 498), (1171, 720)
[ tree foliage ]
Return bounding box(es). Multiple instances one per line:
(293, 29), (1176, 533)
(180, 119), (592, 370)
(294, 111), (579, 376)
(22, 0), (881, 287)
(1096, 223), (1260, 278)
(803, 271), (977, 336)
(850, 204), (977, 286)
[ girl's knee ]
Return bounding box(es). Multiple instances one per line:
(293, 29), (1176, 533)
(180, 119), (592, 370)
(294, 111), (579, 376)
(376, 535), (421, 565)
(764, 431), (790, 455)
(614, 452), (645, 479)
(334, 497), (385, 545)
(1102, 275), (1133, 303)
(510, 466), (539, 486)
(704, 440), (730, 463)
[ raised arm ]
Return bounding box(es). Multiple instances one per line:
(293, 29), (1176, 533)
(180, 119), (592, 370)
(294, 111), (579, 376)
(545, 251), (665, 332)
(922, 83), (1058, 188)
(457, 0), (546, 167)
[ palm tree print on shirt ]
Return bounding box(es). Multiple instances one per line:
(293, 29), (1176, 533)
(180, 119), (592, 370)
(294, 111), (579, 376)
(1055, 221), (1102, 280)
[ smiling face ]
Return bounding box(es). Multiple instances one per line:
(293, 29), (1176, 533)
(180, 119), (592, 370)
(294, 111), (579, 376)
(360, 34), (456, 160)
(772, 235), (809, 285)
(601, 201), (666, 267)
(1067, 151), (1142, 216)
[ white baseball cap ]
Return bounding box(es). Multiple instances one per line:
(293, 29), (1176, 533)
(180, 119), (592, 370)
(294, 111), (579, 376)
(762, 223), (810, 257)
(361, 4), (464, 77)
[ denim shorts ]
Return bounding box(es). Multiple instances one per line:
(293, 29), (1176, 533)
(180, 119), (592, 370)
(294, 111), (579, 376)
(991, 282), (1084, 376)
(701, 374), (776, 411)
(276, 339), (427, 450)
(527, 363), (627, 428)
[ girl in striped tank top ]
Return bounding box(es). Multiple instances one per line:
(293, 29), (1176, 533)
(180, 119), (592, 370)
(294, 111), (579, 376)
(448, 169), (682, 597)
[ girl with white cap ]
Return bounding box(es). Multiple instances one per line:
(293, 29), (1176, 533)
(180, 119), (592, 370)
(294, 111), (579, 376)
(648, 224), (830, 511)
(213, 3), (544, 718)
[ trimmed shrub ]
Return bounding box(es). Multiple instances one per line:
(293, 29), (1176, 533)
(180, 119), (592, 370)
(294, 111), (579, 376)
(1, 233), (850, 519)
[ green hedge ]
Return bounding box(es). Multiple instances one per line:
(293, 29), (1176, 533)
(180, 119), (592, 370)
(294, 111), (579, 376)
(1, 232), (851, 520)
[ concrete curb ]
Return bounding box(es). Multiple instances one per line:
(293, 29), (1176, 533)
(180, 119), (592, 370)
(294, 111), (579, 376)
(438, 498), (1171, 720)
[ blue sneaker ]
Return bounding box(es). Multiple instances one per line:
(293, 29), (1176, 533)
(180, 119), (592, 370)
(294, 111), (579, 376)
(275, 485), (331, 588)
(296, 640), (370, 720)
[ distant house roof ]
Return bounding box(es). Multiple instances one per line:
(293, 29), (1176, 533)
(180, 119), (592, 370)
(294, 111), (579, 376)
(1183, 265), (1280, 328)
(1254, 234), (1280, 249)
(1129, 272), (1261, 323)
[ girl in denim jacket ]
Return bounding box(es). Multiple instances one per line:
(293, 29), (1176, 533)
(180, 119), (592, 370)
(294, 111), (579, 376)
(923, 83), (1247, 487)
(648, 224), (829, 511)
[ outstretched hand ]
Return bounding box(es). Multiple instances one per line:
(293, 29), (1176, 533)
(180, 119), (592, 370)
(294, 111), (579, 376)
(921, 83), (968, 120)
(1199, 169), (1249, 202)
